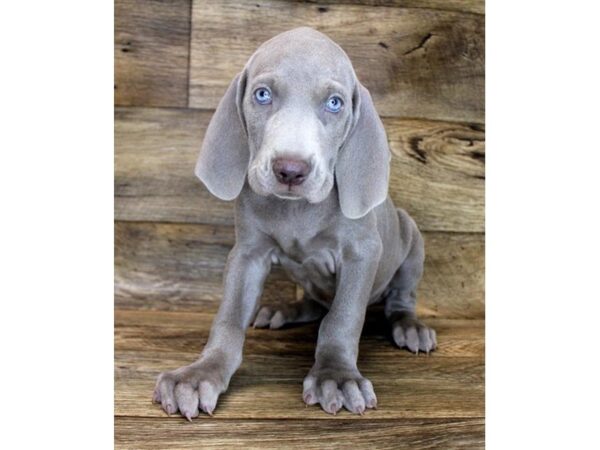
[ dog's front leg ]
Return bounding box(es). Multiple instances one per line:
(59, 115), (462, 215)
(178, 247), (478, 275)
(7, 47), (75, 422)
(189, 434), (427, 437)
(303, 238), (382, 415)
(154, 241), (272, 420)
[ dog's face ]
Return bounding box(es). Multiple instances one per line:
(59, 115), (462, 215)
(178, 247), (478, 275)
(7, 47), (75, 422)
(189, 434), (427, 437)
(242, 30), (358, 203)
(196, 27), (391, 219)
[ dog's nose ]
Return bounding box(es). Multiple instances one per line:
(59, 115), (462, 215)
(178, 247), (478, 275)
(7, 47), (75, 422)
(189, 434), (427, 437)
(272, 158), (310, 186)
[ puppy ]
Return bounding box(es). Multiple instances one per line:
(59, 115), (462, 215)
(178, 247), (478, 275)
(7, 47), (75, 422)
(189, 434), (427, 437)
(154, 27), (436, 419)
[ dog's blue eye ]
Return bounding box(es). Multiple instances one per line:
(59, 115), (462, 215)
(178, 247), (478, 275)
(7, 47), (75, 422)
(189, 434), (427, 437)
(325, 95), (343, 113)
(254, 88), (272, 105)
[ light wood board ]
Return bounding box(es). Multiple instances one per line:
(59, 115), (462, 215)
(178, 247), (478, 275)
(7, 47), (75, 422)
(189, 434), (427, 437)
(115, 108), (484, 232)
(189, 0), (484, 122)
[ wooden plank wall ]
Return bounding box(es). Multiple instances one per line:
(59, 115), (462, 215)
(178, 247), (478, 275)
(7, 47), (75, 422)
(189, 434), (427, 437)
(115, 0), (485, 321)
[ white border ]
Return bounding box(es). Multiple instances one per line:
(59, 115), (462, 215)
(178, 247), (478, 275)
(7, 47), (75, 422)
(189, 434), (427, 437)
(1, 2), (113, 447)
(488, 1), (600, 448)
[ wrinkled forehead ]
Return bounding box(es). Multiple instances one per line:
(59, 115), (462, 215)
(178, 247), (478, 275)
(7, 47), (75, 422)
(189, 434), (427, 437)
(245, 28), (356, 90)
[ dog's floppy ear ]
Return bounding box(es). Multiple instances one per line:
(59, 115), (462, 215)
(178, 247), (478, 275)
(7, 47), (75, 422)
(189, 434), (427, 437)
(195, 72), (249, 201)
(336, 83), (391, 219)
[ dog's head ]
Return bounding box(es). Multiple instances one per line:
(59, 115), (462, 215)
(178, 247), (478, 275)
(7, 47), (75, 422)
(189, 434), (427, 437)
(196, 27), (391, 219)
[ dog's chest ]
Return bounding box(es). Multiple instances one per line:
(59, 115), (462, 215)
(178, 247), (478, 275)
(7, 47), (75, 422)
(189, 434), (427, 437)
(269, 231), (339, 302)
(248, 193), (343, 301)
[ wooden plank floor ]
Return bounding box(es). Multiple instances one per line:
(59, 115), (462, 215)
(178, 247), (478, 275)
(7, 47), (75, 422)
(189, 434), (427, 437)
(115, 310), (484, 448)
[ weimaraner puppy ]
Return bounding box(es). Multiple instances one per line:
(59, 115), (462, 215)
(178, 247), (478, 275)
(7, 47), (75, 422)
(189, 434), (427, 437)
(154, 27), (436, 419)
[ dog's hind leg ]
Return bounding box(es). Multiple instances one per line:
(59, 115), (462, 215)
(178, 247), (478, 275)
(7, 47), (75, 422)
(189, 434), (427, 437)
(384, 213), (437, 353)
(253, 293), (327, 329)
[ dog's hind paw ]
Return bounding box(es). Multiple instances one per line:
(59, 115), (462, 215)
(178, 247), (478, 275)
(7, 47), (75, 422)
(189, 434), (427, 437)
(252, 299), (325, 329)
(391, 315), (437, 354)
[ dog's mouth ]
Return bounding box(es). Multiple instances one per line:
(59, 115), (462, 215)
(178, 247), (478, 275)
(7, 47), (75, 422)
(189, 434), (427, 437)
(273, 185), (304, 200)
(274, 193), (303, 200)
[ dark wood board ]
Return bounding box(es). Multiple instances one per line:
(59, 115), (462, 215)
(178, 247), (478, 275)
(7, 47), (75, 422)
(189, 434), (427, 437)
(115, 0), (191, 107)
(115, 222), (484, 318)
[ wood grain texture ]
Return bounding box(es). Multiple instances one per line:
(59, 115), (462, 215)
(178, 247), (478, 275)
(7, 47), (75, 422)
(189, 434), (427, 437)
(115, 310), (484, 420)
(115, 221), (296, 310)
(115, 310), (485, 358)
(388, 119), (484, 232)
(293, 0), (484, 15)
(115, 0), (191, 107)
(115, 107), (484, 232)
(115, 222), (484, 318)
(189, 0), (484, 122)
(116, 417), (484, 449)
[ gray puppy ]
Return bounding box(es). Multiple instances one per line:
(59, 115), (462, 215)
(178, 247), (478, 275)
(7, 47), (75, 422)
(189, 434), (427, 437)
(154, 27), (436, 419)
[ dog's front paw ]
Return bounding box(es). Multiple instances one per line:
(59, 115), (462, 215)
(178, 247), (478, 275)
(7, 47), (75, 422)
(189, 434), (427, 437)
(391, 314), (437, 354)
(303, 365), (377, 415)
(153, 361), (227, 420)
